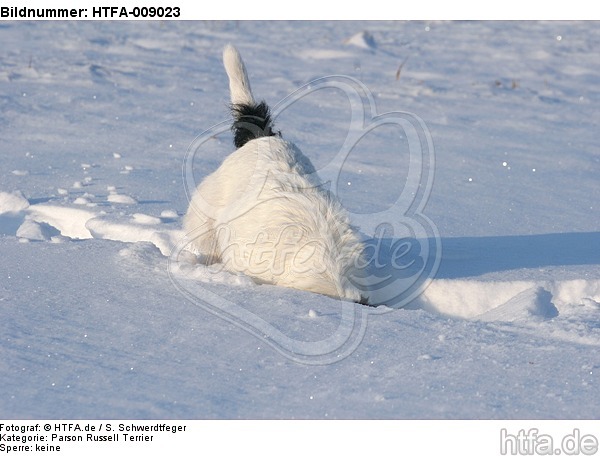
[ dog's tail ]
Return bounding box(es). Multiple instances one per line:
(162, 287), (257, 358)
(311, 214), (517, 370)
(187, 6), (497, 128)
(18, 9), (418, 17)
(223, 44), (255, 106)
(223, 44), (276, 148)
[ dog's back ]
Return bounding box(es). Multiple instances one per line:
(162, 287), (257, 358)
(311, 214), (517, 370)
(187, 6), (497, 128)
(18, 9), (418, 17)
(184, 45), (367, 304)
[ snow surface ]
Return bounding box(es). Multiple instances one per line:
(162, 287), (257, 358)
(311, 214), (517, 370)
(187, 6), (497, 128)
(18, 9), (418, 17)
(1, 21), (599, 419)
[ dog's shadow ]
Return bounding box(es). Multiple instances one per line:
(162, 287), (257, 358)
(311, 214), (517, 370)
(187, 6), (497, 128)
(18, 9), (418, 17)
(435, 231), (600, 279)
(351, 232), (434, 307)
(355, 231), (600, 308)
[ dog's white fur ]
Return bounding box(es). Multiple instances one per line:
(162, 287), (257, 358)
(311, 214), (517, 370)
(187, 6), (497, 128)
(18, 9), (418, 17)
(223, 45), (255, 106)
(183, 45), (366, 303)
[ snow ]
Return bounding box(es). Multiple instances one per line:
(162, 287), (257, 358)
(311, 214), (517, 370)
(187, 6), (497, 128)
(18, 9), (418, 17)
(107, 193), (138, 204)
(345, 31), (377, 50)
(1, 21), (599, 419)
(0, 191), (30, 214)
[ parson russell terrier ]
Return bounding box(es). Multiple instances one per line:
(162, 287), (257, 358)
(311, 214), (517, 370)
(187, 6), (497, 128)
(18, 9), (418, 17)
(183, 45), (369, 305)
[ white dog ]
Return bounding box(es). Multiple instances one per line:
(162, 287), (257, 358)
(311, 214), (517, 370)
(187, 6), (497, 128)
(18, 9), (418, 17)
(184, 45), (367, 304)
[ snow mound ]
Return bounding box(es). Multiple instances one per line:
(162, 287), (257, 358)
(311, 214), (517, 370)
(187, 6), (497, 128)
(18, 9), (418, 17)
(107, 193), (138, 204)
(1, 195), (183, 256)
(414, 278), (600, 324)
(86, 213), (182, 256)
(0, 191), (30, 237)
(345, 31), (377, 50)
(415, 279), (533, 318)
(0, 191), (29, 214)
(28, 204), (95, 239)
(73, 197), (91, 205)
(118, 241), (165, 267)
(132, 213), (162, 225)
(16, 219), (61, 242)
(160, 210), (178, 219)
(477, 286), (558, 322)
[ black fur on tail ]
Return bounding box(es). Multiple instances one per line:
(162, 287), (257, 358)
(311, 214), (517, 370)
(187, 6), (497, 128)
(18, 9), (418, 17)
(231, 101), (278, 148)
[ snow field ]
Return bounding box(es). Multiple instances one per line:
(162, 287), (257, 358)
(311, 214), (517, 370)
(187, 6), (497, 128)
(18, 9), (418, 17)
(0, 21), (599, 419)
